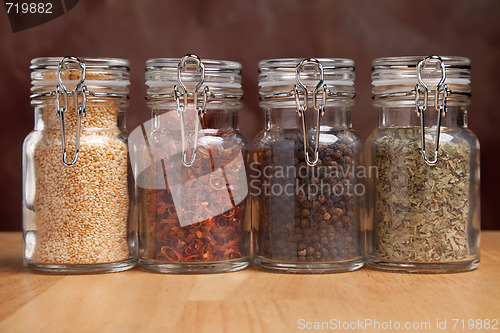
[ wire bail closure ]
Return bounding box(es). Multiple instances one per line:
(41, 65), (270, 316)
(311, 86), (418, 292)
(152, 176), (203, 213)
(415, 55), (449, 165)
(173, 54), (210, 167)
(293, 58), (327, 167)
(55, 56), (88, 167)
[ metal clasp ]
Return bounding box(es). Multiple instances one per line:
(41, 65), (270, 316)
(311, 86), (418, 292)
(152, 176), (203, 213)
(293, 58), (327, 167)
(55, 56), (88, 167)
(415, 55), (450, 165)
(173, 54), (210, 167)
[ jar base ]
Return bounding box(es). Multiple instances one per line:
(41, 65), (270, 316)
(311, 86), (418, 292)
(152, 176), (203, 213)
(253, 257), (364, 274)
(138, 258), (250, 274)
(24, 258), (137, 275)
(366, 258), (479, 273)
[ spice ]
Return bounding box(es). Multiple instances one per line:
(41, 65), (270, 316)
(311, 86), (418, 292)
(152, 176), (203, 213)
(254, 131), (361, 262)
(138, 130), (247, 262)
(32, 105), (130, 264)
(373, 127), (470, 262)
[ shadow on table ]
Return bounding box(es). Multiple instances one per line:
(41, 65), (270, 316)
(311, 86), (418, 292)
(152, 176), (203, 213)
(0, 250), (25, 273)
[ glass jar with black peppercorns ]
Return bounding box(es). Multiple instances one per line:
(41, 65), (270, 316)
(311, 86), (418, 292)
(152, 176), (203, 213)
(251, 58), (364, 273)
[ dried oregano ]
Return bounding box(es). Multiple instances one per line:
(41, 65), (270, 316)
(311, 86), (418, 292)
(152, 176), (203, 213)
(373, 127), (470, 262)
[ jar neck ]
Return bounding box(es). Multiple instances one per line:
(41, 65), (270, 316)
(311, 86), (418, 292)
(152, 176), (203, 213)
(152, 108), (239, 131)
(264, 106), (352, 130)
(34, 100), (127, 132)
(377, 105), (468, 128)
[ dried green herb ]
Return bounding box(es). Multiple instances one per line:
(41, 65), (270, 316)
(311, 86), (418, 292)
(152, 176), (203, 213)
(373, 127), (470, 262)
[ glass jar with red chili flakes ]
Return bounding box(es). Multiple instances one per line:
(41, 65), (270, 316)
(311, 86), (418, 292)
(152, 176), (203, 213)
(130, 54), (249, 273)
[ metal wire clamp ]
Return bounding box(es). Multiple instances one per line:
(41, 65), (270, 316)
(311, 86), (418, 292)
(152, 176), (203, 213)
(415, 55), (450, 165)
(293, 58), (327, 167)
(55, 56), (88, 167)
(173, 54), (210, 167)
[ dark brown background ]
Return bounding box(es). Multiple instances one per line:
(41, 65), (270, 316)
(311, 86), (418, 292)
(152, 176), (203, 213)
(1, 0), (499, 230)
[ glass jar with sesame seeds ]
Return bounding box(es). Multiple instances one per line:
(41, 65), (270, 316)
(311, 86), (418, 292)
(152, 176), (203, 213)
(130, 54), (250, 273)
(23, 57), (136, 274)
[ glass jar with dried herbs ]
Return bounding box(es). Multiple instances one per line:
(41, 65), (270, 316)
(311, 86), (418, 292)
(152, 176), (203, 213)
(252, 58), (364, 273)
(24, 57), (136, 273)
(366, 56), (480, 273)
(131, 55), (249, 273)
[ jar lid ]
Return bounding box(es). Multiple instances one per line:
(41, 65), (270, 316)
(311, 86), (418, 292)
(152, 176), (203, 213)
(30, 57), (130, 99)
(31, 56), (130, 70)
(372, 56), (470, 106)
(145, 57), (243, 102)
(258, 58), (355, 107)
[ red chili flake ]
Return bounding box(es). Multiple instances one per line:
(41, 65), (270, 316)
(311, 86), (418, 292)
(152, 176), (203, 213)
(222, 206), (235, 218)
(160, 246), (182, 261)
(215, 216), (227, 228)
(185, 239), (202, 255)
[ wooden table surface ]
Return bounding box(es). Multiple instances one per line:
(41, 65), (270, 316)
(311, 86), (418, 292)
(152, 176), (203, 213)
(1, 231), (499, 333)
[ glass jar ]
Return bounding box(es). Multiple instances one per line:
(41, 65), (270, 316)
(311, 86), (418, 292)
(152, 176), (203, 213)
(252, 58), (364, 273)
(131, 54), (249, 273)
(366, 55), (480, 273)
(24, 57), (136, 273)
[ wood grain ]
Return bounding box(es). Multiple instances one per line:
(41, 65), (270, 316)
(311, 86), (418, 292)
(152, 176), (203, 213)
(0, 232), (499, 332)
